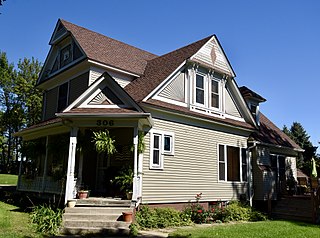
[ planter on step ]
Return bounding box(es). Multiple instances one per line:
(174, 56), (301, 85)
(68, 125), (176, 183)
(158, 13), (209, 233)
(122, 211), (133, 222)
(78, 190), (89, 199)
(67, 200), (76, 208)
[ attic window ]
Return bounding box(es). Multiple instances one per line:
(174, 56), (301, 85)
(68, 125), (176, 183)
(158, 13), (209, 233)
(193, 72), (221, 110)
(250, 104), (257, 119)
(60, 44), (72, 67)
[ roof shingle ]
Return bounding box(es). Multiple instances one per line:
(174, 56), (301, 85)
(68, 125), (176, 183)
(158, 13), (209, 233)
(125, 35), (213, 102)
(60, 19), (157, 75)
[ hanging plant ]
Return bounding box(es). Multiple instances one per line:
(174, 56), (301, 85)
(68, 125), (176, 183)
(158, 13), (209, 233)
(130, 131), (146, 154)
(92, 130), (117, 155)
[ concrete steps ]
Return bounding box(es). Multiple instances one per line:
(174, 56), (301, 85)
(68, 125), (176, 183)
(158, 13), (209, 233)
(62, 198), (134, 236)
(272, 196), (313, 223)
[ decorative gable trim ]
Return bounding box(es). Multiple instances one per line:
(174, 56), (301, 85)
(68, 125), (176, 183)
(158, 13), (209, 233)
(63, 72), (144, 112)
(190, 35), (236, 77)
(49, 19), (68, 45)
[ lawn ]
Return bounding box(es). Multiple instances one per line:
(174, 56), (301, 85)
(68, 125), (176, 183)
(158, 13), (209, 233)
(168, 220), (320, 238)
(0, 174), (18, 185)
(0, 201), (40, 238)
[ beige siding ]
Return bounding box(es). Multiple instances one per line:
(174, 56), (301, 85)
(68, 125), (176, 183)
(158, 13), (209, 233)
(225, 88), (241, 118)
(69, 72), (89, 104)
(159, 72), (185, 102)
(192, 37), (233, 76)
(90, 68), (134, 87)
(142, 118), (248, 204)
(44, 87), (58, 120)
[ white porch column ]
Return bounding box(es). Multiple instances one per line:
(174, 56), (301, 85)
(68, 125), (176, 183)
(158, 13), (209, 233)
(64, 127), (78, 204)
(42, 136), (49, 192)
(132, 127), (138, 201)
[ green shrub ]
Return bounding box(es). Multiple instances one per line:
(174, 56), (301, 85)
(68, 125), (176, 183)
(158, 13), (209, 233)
(215, 201), (267, 222)
(30, 204), (63, 235)
(136, 205), (192, 229)
(129, 223), (139, 237)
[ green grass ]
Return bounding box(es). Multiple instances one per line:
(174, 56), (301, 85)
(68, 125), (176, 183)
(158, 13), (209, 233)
(0, 174), (18, 185)
(169, 220), (320, 238)
(0, 201), (41, 238)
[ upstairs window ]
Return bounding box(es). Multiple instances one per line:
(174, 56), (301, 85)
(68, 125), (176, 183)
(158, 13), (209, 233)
(194, 73), (221, 110)
(150, 130), (174, 169)
(57, 82), (69, 112)
(196, 74), (205, 104)
(60, 45), (72, 68)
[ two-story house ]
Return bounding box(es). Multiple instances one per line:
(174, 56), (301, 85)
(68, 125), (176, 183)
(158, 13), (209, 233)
(15, 19), (302, 209)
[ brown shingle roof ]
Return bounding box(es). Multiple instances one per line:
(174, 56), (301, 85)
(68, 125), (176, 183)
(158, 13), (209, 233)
(253, 113), (302, 150)
(142, 99), (255, 130)
(125, 35), (213, 102)
(60, 19), (157, 75)
(239, 86), (266, 102)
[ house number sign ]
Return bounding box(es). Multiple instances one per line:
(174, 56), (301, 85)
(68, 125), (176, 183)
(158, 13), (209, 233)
(96, 120), (114, 126)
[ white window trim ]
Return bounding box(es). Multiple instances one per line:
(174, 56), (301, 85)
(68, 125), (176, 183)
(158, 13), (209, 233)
(218, 144), (247, 183)
(192, 71), (223, 115)
(149, 130), (174, 170)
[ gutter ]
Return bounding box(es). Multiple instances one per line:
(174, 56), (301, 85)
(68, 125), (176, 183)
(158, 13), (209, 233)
(254, 141), (304, 153)
(142, 103), (255, 133)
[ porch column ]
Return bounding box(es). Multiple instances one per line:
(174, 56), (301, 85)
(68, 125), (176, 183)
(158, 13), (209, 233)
(132, 127), (138, 201)
(42, 136), (49, 192)
(64, 127), (78, 204)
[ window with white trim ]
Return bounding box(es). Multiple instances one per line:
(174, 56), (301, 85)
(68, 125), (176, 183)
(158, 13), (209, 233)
(193, 73), (221, 110)
(218, 144), (247, 182)
(150, 130), (174, 169)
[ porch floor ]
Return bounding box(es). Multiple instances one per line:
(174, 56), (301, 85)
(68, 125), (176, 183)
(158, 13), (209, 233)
(73, 197), (132, 207)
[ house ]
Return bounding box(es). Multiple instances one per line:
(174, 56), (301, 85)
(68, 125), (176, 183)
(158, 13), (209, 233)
(15, 19), (302, 209)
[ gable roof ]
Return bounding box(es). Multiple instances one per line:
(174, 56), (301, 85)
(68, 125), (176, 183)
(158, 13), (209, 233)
(124, 35), (213, 102)
(239, 86), (266, 102)
(59, 19), (157, 75)
(253, 113), (302, 151)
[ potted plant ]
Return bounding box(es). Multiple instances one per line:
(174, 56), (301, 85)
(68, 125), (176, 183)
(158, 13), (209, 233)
(78, 189), (89, 199)
(92, 130), (117, 155)
(114, 166), (133, 200)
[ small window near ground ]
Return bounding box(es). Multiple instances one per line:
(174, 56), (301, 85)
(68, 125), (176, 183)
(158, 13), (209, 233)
(150, 130), (174, 169)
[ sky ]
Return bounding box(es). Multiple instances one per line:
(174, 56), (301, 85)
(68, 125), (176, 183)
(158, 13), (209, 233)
(0, 0), (319, 150)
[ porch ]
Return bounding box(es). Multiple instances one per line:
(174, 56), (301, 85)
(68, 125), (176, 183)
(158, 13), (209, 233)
(16, 113), (152, 205)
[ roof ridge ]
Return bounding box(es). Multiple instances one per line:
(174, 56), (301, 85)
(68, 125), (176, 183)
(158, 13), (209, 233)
(59, 19), (158, 58)
(154, 35), (214, 61)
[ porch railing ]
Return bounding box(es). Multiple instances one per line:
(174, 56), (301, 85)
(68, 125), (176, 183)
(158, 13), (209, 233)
(311, 185), (320, 223)
(18, 175), (64, 194)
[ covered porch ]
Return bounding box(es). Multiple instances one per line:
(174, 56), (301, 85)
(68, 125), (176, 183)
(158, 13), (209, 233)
(15, 112), (153, 205)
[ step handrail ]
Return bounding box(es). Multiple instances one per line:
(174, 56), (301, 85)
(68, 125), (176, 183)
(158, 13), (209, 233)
(311, 185), (320, 223)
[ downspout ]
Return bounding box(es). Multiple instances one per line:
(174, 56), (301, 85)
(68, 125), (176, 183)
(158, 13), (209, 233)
(247, 140), (257, 207)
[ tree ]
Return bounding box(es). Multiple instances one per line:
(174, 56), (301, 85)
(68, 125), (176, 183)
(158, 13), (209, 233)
(0, 51), (42, 173)
(283, 122), (318, 174)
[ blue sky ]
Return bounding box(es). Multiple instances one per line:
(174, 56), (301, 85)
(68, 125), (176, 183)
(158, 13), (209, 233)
(0, 0), (319, 150)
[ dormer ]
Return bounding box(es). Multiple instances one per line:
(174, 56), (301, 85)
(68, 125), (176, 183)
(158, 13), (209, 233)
(239, 86), (266, 125)
(37, 20), (85, 84)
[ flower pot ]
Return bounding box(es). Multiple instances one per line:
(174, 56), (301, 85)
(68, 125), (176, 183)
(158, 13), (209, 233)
(122, 211), (133, 222)
(126, 191), (133, 200)
(67, 200), (76, 208)
(78, 191), (89, 199)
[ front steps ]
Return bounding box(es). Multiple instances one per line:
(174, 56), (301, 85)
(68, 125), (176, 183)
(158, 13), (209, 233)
(62, 198), (134, 236)
(272, 195), (313, 223)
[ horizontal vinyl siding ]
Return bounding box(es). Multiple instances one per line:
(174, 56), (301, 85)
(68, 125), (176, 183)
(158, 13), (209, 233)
(142, 118), (248, 204)
(90, 68), (134, 87)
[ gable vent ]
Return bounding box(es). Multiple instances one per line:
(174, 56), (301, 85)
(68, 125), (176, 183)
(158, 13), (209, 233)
(89, 86), (124, 105)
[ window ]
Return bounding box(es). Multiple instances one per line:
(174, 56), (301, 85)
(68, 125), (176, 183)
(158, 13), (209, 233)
(219, 145), (247, 182)
(211, 79), (219, 108)
(194, 73), (221, 110)
(196, 74), (205, 104)
(150, 130), (174, 169)
(60, 44), (72, 68)
(57, 82), (69, 112)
